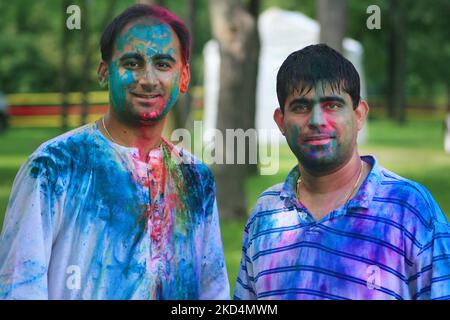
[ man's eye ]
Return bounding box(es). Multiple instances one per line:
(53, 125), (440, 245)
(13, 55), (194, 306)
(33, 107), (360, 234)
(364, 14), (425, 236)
(324, 103), (341, 110)
(291, 104), (310, 112)
(155, 61), (171, 70)
(123, 61), (140, 69)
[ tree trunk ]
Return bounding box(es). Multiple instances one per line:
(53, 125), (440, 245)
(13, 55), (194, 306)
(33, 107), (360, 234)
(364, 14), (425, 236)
(317, 0), (346, 53)
(388, 0), (407, 123)
(61, 0), (70, 131)
(245, 0), (260, 176)
(80, 0), (91, 126)
(209, 0), (260, 220)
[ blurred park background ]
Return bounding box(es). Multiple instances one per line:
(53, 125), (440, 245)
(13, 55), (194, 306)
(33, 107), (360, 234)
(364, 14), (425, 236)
(0, 0), (449, 295)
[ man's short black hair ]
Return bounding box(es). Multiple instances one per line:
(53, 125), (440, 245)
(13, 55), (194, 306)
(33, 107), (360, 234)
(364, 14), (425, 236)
(100, 4), (191, 64)
(276, 44), (361, 112)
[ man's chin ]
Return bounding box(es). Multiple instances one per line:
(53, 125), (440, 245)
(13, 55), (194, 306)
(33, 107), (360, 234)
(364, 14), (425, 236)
(138, 114), (163, 125)
(140, 111), (161, 120)
(298, 154), (340, 174)
(114, 104), (169, 126)
(134, 104), (170, 121)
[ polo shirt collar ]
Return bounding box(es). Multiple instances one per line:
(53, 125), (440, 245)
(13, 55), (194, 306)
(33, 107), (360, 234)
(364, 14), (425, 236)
(279, 155), (382, 210)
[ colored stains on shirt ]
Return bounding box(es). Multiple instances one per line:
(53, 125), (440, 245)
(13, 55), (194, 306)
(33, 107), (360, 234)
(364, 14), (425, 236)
(235, 156), (450, 300)
(0, 123), (229, 299)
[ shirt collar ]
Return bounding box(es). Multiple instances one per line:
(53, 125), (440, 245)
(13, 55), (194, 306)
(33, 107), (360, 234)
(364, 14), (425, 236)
(280, 155), (382, 210)
(93, 122), (191, 164)
(280, 165), (300, 200)
(350, 155), (381, 209)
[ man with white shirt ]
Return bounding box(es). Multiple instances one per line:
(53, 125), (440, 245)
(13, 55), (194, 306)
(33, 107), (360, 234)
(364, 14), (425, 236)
(0, 4), (229, 300)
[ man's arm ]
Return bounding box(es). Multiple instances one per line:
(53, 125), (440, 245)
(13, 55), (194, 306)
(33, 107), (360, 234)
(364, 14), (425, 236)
(0, 154), (59, 299)
(198, 169), (230, 300)
(233, 224), (257, 300)
(412, 189), (450, 300)
(415, 220), (450, 300)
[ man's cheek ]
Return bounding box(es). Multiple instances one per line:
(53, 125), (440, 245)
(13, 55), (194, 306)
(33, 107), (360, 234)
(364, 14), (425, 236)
(119, 69), (135, 87)
(109, 67), (135, 111)
(162, 75), (181, 115)
(338, 119), (354, 145)
(288, 125), (301, 144)
(286, 125), (302, 152)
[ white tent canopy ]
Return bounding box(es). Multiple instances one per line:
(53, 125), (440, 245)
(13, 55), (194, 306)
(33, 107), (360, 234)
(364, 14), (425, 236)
(203, 7), (367, 144)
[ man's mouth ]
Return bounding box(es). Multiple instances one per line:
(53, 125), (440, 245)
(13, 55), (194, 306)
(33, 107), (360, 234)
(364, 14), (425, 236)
(130, 92), (164, 107)
(130, 92), (162, 99)
(302, 134), (335, 145)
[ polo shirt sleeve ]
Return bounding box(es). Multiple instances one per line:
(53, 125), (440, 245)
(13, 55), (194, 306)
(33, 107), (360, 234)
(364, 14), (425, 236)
(414, 196), (450, 300)
(234, 222), (257, 300)
(0, 153), (60, 299)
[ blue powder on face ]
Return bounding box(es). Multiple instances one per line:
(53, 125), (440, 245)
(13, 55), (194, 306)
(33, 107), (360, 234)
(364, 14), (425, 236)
(108, 23), (181, 118)
(109, 61), (135, 113)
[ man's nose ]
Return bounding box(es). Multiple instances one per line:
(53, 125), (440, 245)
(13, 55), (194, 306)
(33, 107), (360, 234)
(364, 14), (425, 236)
(136, 65), (158, 88)
(309, 102), (326, 127)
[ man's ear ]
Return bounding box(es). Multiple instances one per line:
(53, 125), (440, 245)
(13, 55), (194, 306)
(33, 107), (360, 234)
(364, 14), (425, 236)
(274, 107), (286, 135)
(179, 63), (191, 93)
(355, 99), (369, 131)
(97, 61), (109, 88)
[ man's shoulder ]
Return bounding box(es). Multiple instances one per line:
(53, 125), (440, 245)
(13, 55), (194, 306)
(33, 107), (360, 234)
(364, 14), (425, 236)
(25, 124), (97, 176)
(377, 165), (448, 225)
(378, 165), (433, 201)
(32, 124), (96, 159)
(244, 182), (287, 228)
(256, 183), (285, 203)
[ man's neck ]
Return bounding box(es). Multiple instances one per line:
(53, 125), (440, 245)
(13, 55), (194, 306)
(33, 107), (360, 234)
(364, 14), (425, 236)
(100, 111), (166, 162)
(299, 153), (362, 194)
(297, 153), (367, 221)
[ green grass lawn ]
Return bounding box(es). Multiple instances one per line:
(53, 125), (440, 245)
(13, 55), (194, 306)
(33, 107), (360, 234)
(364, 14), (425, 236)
(1, 115), (449, 297)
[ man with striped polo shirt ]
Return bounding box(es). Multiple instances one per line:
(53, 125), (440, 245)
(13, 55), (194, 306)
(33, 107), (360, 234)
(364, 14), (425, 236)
(234, 44), (450, 300)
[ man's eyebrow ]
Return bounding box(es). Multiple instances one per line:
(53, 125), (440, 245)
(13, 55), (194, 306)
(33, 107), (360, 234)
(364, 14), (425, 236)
(119, 52), (144, 61)
(288, 96), (346, 107)
(152, 53), (176, 62)
(288, 97), (312, 106)
(319, 96), (346, 104)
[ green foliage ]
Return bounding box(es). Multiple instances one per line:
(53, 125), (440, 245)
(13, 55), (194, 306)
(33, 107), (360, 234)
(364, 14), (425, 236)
(0, 0), (134, 93)
(1, 0), (447, 103)
(406, 0), (450, 92)
(0, 0), (60, 92)
(162, 0), (213, 86)
(345, 0), (450, 102)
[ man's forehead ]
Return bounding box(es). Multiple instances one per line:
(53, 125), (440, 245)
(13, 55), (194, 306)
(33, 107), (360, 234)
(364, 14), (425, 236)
(290, 82), (349, 100)
(113, 20), (179, 54)
(119, 18), (170, 37)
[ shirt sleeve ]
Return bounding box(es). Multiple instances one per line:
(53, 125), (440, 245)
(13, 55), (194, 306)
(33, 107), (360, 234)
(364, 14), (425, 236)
(199, 177), (230, 300)
(234, 223), (257, 300)
(414, 197), (450, 300)
(0, 153), (61, 299)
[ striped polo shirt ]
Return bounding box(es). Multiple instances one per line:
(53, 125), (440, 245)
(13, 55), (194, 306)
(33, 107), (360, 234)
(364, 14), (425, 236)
(234, 156), (450, 300)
